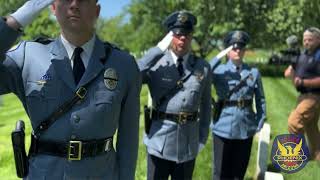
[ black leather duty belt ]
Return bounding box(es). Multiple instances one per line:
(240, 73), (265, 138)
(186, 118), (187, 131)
(29, 136), (113, 161)
(223, 99), (252, 108)
(151, 110), (198, 124)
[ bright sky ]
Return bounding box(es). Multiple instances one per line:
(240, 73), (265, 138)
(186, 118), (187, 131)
(99, 0), (131, 19)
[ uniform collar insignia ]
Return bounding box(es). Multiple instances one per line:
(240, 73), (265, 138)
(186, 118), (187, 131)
(37, 74), (52, 85)
(162, 77), (173, 82)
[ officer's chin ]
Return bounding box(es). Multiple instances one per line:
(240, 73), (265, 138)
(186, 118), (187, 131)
(231, 57), (242, 63)
(174, 47), (188, 57)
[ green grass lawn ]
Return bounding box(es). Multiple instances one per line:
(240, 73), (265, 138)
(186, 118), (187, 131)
(1, 78), (319, 179)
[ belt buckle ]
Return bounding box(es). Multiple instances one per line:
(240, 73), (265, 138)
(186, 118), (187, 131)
(176, 80), (183, 89)
(76, 87), (87, 99)
(68, 141), (82, 161)
(237, 99), (245, 107)
(178, 112), (188, 124)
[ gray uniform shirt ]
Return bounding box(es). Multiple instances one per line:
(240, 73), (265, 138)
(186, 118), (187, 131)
(0, 18), (141, 180)
(138, 47), (211, 163)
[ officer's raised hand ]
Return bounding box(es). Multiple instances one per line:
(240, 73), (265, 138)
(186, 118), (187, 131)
(157, 31), (174, 51)
(10, 0), (54, 28)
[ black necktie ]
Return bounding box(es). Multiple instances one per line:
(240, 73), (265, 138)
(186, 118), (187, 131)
(177, 57), (184, 76)
(73, 47), (85, 85)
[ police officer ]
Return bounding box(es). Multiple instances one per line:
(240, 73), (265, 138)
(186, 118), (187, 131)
(210, 30), (266, 179)
(0, 0), (141, 179)
(138, 10), (211, 180)
(285, 27), (320, 161)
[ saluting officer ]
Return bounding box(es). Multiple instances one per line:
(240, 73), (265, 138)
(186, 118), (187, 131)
(0, 0), (141, 179)
(210, 30), (266, 180)
(138, 10), (211, 180)
(285, 27), (320, 161)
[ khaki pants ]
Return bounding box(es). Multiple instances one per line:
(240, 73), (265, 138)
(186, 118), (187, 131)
(288, 93), (320, 160)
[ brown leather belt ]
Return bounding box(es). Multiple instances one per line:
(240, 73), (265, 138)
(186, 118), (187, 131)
(152, 109), (198, 124)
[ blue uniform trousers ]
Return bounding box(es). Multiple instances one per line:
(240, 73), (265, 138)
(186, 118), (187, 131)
(213, 134), (253, 180)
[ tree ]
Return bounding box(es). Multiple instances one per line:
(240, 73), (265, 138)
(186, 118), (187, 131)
(23, 10), (59, 40)
(265, 0), (304, 49)
(98, 0), (320, 57)
(0, 0), (24, 15)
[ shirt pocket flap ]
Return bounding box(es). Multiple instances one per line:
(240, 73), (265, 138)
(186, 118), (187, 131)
(94, 91), (114, 105)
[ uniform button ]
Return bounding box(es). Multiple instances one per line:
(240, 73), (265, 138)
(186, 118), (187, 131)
(73, 115), (80, 123)
(71, 135), (77, 140)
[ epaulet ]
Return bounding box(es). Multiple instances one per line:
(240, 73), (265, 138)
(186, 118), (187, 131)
(101, 41), (121, 65)
(33, 36), (54, 45)
(104, 41), (121, 51)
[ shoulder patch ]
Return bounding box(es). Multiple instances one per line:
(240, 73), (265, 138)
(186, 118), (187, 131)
(104, 41), (121, 51)
(8, 41), (23, 52)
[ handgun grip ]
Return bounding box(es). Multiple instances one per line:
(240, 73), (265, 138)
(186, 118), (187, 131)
(15, 120), (25, 132)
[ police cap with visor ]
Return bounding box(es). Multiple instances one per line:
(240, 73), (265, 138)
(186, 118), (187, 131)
(224, 30), (250, 49)
(163, 10), (197, 36)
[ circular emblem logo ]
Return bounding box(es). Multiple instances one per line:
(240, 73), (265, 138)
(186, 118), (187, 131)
(271, 134), (309, 173)
(104, 68), (118, 90)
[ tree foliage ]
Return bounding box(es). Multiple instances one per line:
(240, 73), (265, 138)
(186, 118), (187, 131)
(2, 0), (319, 56)
(23, 10), (59, 40)
(0, 0), (25, 15)
(98, 0), (320, 58)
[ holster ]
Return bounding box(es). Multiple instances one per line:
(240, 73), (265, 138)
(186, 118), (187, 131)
(11, 120), (28, 178)
(212, 100), (223, 123)
(144, 105), (152, 134)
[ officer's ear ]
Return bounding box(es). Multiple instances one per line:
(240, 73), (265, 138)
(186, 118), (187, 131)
(50, 3), (57, 16)
(95, 4), (101, 18)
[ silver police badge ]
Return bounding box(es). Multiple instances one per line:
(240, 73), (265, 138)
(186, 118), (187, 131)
(104, 68), (118, 90)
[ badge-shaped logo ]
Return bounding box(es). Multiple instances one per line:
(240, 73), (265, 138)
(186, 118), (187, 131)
(271, 134), (309, 173)
(194, 70), (204, 82)
(178, 11), (188, 23)
(104, 68), (118, 90)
